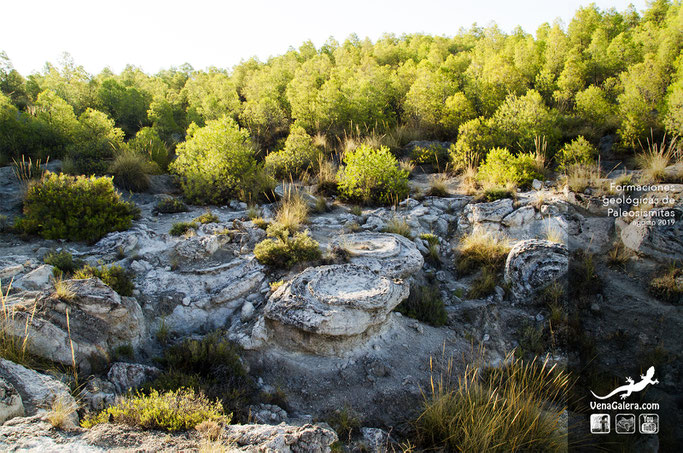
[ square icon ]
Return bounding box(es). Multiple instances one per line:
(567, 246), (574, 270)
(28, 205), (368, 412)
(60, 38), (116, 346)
(615, 414), (636, 434)
(590, 414), (610, 434)
(639, 414), (659, 434)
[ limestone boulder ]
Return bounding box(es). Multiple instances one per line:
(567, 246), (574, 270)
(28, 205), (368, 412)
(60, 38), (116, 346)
(505, 239), (569, 303)
(139, 258), (264, 334)
(2, 278), (145, 373)
(619, 207), (683, 262)
(332, 233), (424, 278)
(257, 264), (410, 354)
(0, 377), (24, 424)
(107, 362), (160, 393)
(0, 359), (76, 421)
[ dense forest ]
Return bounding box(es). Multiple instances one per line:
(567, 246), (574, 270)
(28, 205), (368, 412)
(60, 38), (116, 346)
(1, 1), (681, 202)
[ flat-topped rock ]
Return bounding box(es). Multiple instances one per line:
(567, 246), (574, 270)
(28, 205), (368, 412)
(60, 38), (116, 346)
(256, 263), (410, 355)
(332, 232), (423, 278)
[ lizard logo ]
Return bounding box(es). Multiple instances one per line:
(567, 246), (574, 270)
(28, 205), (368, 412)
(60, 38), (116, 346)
(591, 367), (659, 400)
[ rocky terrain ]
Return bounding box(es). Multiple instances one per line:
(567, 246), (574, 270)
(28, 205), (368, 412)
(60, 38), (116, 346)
(0, 151), (681, 452)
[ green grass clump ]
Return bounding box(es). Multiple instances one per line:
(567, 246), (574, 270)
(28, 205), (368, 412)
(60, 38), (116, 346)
(395, 286), (448, 327)
(169, 221), (198, 236)
(254, 224), (321, 269)
(649, 265), (682, 304)
(73, 264), (134, 296)
(455, 231), (511, 275)
(193, 210), (219, 224)
(13, 172), (138, 243)
(148, 331), (254, 421)
(467, 266), (499, 299)
(108, 150), (153, 192)
(81, 388), (230, 432)
(479, 186), (515, 202)
(415, 353), (569, 452)
(155, 198), (188, 214)
(43, 250), (84, 276)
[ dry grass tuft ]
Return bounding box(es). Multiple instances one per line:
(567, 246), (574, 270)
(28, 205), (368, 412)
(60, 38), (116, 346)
(415, 351), (570, 452)
(383, 216), (412, 239)
(47, 394), (79, 429)
(455, 231), (511, 275)
(637, 135), (678, 183)
(275, 193), (309, 233)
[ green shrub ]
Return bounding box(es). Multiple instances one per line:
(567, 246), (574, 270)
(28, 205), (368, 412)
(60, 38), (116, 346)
(109, 150), (153, 192)
(555, 136), (596, 171)
(155, 198), (188, 214)
(193, 210), (219, 224)
(411, 144), (448, 166)
(149, 332), (253, 420)
(264, 124), (320, 179)
(254, 227), (321, 269)
(337, 145), (409, 205)
(479, 186), (515, 202)
(73, 264), (134, 296)
(43, 250), (84, 276)
(81, 388), (229, 432)
(476, 148), (542, 189)
(395, 286), (448, 327)
(449, 118), (496, 170)
(170, 117), (257, 205)
(169, 221), (197, 236)
(14, 172), (137, 243)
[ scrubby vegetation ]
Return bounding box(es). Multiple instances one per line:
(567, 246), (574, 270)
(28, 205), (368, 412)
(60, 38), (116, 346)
(265, 124), (319, 179)
(455, 231), (511, 275)
(415, 353), (569, 452)
(649, 264), (682, 304)
(254, 224), (321, 269)
(154, 197), (188, 214)
(170, 117), (257, 204)
(82, 388), (230, 432)
(73, 264), (135, 296)
(147, 332), (254, 421)
(43, 250), (84, 276)
(13, 172), (138, 243)
(337, 145), (409, 205)
(395, 285), (448, 327)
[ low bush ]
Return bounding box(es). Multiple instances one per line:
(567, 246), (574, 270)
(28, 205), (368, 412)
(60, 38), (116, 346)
(43, 250), (84, 276)
(149, 332), (254, 421)
(73, 264), (134, 296)
(337, 145), (409, 205)
(478, 186), (515, 202)
(264, 124), (320, 180)
(170, 221), (197, 237)
(108, 150), (154, 192)
(411, 144), (448, 167)
(476, 148), (542, 190)
(455, 231), (511, 275)
(649, 265), (682, 304)
(155, 198), (188, 214)
(13, 172), (138, 243)
(555, 136), (596, 171)
(193, 211), (219, 224)
(415, 353), (569, 452)
(254, 226), (321, 269)
(81, 388), (230, 432)
(395, 285), (448, 327)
